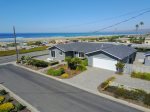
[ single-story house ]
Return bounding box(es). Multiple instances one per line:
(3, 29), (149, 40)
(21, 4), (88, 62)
(144, 51), (150, 66)
(49, 42), (137, 71)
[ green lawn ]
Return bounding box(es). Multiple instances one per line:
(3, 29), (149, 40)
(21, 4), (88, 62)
(0, 46), (48, 57)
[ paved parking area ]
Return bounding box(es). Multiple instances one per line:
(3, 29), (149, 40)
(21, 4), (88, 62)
(133, 52), (144, 65)
(63, 67), (150, 93)
(64, 67), (115, 93)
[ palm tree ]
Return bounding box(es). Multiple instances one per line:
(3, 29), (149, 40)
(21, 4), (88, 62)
(135, 24), (139, 33)
(140, 21), (144, 33)
(140, 21), (144, 27)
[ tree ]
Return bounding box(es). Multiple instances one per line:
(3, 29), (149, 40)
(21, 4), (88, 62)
(140, 21), (144, 35)
(65, 57), (83, 70)
(140, 21), (144, 27)
(135, 24), (139, 33)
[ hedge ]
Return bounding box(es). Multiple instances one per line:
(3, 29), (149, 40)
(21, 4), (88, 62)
(47, 68), (65, 76)
(0, 46), (48, 57)
(131, 71), (150, 81)
(30, 59), (49, 67)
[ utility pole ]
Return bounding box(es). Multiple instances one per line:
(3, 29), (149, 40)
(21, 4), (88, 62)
(13, 26), (19, 62)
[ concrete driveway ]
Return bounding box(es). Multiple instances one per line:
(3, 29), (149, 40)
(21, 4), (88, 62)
(64, 67), (115, 93)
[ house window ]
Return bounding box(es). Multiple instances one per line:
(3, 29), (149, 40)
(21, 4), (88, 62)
(59, 51), (63, 55)
(74, 52), (78, 54)
(79, 52), (84, 57)
(51, 51), (55, 57)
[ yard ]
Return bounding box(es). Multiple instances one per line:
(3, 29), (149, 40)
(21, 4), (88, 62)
(18, 55), (59, 70)
(97, 69), (150, 109)
(98, 78), (150, 108)
(46, 57), (88, 79)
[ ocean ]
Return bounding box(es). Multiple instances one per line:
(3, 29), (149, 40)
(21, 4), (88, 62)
(0, 32), (137, 42)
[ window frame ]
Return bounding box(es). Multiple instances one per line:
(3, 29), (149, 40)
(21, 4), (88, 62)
(78, 52), (84, 58)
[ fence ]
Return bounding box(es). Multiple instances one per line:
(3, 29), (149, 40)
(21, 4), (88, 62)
(124, 64), (150, 74)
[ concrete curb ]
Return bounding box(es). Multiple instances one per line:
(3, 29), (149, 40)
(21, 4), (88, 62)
(13, 63), (150, 112)
(0, 62), (14, 66)
(0, 84), (40, 112)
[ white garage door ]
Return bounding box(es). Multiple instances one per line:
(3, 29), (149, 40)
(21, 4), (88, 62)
(93, 57), (117, 71)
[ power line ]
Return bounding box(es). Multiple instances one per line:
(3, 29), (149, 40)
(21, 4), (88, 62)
(56, 7), (150, 29)
(92, 9), (150, 33)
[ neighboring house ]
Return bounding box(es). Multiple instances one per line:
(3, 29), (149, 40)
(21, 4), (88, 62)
(144, 38), (150, 44)
(49, 42), (136, 71)
(117, 37), (130, 43)
(144, 51), (150, 66)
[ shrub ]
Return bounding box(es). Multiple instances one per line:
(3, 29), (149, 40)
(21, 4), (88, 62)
(0, 96), (5, 104)
(131, 71), (150, 81)
(81, 58), (88, 66)
(47, 68), (65, 76)
(15, 103), (25, 111)
(76, 64), (87, 71)
(21, 56), (25, 61)
(49, 61), (59, 66)
(0, 90), (7, 95)
(0, 102), (14, 111)
(65, 57), (82, 70)
(114, 87), (126, 98)
(30, 59), (49, 67)
(100, 77), (115, 90)
(115, 61), (125, 73)
(6, 97), (14, 102)
(101, 81), (109, 89)
(144, 93), (150, 106)
(61, 73), (69, 78)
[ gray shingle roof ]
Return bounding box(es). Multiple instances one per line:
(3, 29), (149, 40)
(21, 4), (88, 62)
(144, 51), (150, 56)
(50, 42), (136, 60)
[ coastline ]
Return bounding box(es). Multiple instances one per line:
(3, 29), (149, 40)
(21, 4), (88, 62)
(0, 34), (130, 43)
(0, 35), (104, 42)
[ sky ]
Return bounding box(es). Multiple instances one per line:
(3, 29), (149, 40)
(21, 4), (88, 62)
(0, 0), (150, 33)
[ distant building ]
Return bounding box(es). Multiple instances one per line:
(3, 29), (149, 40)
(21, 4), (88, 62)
(117, 37), (130, 43)
(144, 38), (150, 44)
(144, 51), (150, 66)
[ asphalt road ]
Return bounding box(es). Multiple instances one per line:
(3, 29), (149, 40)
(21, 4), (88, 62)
(0, 64), (141, 112)
(0, 50), (49, 64)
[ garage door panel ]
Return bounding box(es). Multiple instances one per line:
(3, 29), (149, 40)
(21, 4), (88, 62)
(93, 58), (117, 71)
